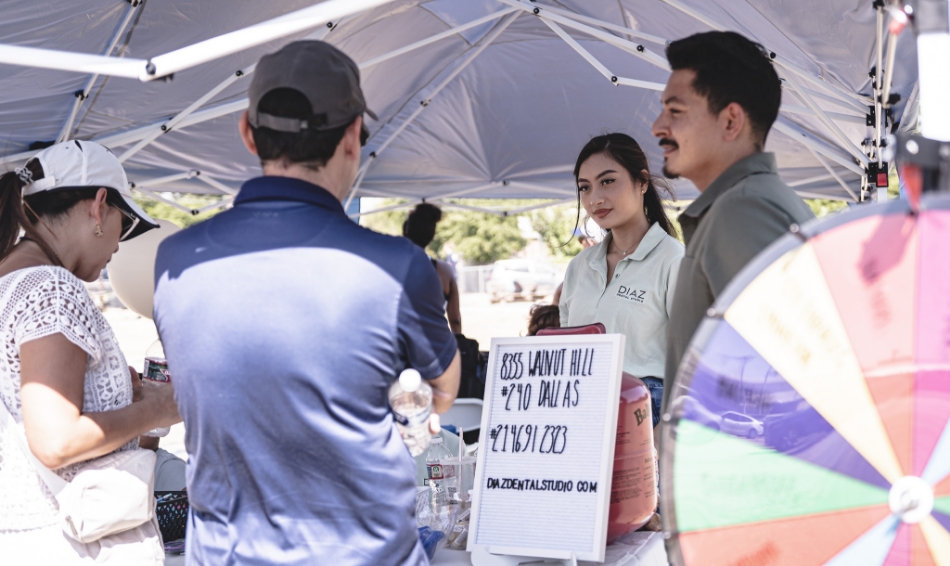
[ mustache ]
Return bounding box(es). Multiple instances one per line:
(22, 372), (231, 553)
(659, 138), (678, 150)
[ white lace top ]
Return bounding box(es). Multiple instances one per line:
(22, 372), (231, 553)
(0, 266), (136, 532)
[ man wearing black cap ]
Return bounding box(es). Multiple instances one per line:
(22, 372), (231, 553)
(153, 41), (461, 565)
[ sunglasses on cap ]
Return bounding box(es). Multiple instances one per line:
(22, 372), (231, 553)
(108, 199), (140, 241)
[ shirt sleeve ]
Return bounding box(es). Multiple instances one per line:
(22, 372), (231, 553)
(13, 268), (102, 363)
(558, 260), (574, 327)
(396, 247), (459, 380)
(699, 195), (799, 298)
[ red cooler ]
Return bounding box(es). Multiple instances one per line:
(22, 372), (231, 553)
(537, 325), (657, 542)
(607, 373), (657, 542)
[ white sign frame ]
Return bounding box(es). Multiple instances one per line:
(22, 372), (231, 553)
(467, 334), (625, 563)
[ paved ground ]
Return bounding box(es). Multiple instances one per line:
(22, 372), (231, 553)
(102, 293), (553, 460)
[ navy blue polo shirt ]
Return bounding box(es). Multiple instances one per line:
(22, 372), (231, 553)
(153, 177), (457, 566)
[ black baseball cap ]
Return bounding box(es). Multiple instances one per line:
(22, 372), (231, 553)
(248, 40), (377, 133)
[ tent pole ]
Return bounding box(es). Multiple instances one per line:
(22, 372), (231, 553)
(804, 145), (860, 201)
(343, 11), (521, 210)
(131, 170), (200, 189)
(0, 0), (392, 81)
(525, 3), (667, 46)
(778, 69), (869, 165)
(505, 181), (575, 197)
(194, 197), (234, 215)
(143, 0), (394, 80)
(0, 45), (143, 78)
(542, 19), (615, 82)
(116, 19), (342, 163)
(540, 18), (666, 91)
(497, 0), (669, 71)
(131, 188), (195, 214)
(435, 184), (504, 200)
(772, 118), (865, 176)
(874, 4), (885, 169)
(660, 0), (870, 108)
(780, 103), (866, 124)
(194, 174), (239, 196)
(57, 1), (142, 142)
(798, 87), (869, 114)
(350, 199), (421, 219)
(431, 201), (506, 216)
(119, 65), (254, 163)
(1, 99), (250, 167)
(787, 173), (837, 188)
(359, 8), (517, 69)
(503, 198), (576, 215)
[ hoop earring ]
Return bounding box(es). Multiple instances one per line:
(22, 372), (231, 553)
(94, 224), (103, 238)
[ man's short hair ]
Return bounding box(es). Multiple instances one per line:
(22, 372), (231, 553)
(250, 88), (366, 168)
(666, 31), (781, 144)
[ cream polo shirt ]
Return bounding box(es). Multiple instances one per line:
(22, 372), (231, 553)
(559, 222), (684, 379)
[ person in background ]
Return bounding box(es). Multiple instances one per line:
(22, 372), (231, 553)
(652, 32), (814, 414)
(403, 203), (462, 334)
(152, 41), (460, 566)
(527, 304), (561, 336)
(0, 141), (177, 562)
(559, 133), (684, 426)
(138, 435), (186, 491)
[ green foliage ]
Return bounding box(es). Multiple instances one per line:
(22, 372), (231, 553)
(358, 199), (405, 236)
(360, 198), (528, 264)
(527, 203), (582, 260)
(431, 206), (526, 264)
(133, 194), (225, 228)
(804, 198), (849, 218)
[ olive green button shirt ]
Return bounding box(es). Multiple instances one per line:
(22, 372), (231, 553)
(664, 152), (814, 412)
(560, 222), (684, 378)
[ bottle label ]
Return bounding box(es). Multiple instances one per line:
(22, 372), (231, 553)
(392, 404), (431, 428)
(144, 357), (171, 382)
(427, 464), (444, 480)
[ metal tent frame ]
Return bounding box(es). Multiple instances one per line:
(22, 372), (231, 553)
(0, 0), (918, 217)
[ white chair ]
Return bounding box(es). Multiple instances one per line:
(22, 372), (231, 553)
(440, 398), (483, 434)
(442, 398), (483, 456)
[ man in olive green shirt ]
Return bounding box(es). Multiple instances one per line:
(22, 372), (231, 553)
(651, 32), (814, 413)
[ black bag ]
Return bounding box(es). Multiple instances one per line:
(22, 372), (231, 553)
(454, 333), (485, 401)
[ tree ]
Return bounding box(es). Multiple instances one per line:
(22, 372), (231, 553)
(527, 202), (583, 260)
(360, 199), (527, 264)
(431, 208), (525, 264)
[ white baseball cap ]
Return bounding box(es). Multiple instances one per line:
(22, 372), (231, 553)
(22, 140), (159, 241)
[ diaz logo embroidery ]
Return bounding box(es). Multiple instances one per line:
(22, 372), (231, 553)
(616, 285), (646, 303)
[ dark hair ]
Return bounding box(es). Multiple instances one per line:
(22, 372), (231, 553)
(251, 87), (368, 168)
(402, 203), (443, 248)
(666, 31), (781, 145)
(573, 133), (676, 237)
(528, 304), (560, 336)
(0, 160), (123, 265)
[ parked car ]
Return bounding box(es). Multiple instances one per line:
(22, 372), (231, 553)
(486, 260), (560, 303)
(720, 411), (765, 439)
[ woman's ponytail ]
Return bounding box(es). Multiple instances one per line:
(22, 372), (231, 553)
(0, 159), (62, 266)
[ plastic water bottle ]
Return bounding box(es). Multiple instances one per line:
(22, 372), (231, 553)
(389, 369), (433, 457)
(426, 437), (458, 507)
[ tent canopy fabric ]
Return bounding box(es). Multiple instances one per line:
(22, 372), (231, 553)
(0, 0), (918, 211)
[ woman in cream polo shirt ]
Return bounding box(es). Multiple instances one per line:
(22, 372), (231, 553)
(559, 133), (684, 427)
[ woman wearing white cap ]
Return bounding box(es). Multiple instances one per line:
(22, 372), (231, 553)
(0, 140), (179, 563)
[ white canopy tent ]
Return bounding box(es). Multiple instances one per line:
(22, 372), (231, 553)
(0, 0), (919, 217)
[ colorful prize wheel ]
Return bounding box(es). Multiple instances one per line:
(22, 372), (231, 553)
(660, 194), (950, 566)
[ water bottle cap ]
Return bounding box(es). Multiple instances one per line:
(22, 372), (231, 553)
(399, 368), (422, 392)
(431, 436), (444, 444)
